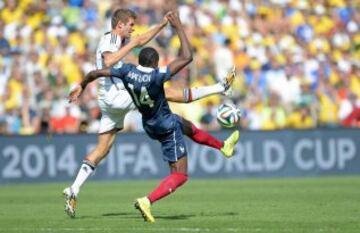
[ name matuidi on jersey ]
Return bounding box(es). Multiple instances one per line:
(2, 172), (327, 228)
(128, 71), (151, 82)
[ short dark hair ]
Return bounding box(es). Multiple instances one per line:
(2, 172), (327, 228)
(139, 47), (159, 67)
(111, 9), (136, 29)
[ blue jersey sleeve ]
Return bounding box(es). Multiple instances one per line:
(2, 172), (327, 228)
(110, 63), (131, 80)
(155, 66), (171, 85)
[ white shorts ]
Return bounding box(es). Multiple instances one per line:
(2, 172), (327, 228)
(97, 89), (136, 134)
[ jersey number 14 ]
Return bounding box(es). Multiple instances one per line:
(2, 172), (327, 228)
(128, 84), (154, 108)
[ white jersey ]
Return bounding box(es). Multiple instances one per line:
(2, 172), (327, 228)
(96, 32), (126, 99)
(95, 32), (136, 133)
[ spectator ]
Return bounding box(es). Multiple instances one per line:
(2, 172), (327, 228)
(200, 101), (221, 131)
(213, 38), (234, 82)
(0, 0), (359, 134)
(0, 22), (10, 58)
(339, 93), (360, 127)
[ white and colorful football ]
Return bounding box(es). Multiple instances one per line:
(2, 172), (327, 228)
(216, 103), (241, 128)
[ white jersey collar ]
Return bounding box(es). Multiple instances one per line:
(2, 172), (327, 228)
(137, 65), (154, 73)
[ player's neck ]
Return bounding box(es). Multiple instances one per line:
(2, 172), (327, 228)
(111, 29), (123, 38)
(111, 29), (127, 45)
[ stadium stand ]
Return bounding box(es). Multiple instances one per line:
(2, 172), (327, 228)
(0, 0), (359, 134)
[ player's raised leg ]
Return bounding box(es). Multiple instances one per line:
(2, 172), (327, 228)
(180, 116), (240, 157)
(165, 67), (237, 103)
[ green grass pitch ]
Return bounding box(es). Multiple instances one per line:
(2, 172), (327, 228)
(0, 176), (359, 233)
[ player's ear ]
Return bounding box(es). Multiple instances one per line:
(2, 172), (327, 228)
(116, 21), (124, 30)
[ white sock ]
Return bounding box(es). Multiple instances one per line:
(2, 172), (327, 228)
(71, 162), (95, 195)
(184, 83), (224, 102)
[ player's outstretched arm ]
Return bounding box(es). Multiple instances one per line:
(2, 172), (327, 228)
(68, 69), (112, 103)
(103, 14), (170, 67)
(133, 13), (169, 47)
(167, 12), (193, 76)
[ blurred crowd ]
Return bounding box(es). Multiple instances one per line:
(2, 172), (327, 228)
(0, 0), (359, 135)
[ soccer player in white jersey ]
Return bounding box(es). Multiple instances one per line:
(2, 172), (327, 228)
(63, 9), (235, 218)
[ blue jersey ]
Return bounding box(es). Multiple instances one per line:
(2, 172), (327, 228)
(110, 64), (176, 137)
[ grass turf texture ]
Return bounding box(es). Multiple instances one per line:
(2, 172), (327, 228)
(0, 177), (359, 233)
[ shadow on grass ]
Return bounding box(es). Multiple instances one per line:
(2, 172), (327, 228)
(102, 212), (136, 217)
(149, 212), (238, 220)
(76, 212), (137, 219)
(200, 212), (239, 217)
(77, 211), (238, 220)
(102, 212), (194, 220)
(156, 214), (195, 220)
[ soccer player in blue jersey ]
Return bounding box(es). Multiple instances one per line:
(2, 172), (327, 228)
(75, 12), (240, 222)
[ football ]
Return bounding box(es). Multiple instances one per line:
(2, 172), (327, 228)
(216, 103), (241, 128)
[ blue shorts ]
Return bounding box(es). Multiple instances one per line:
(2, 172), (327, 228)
(148, 115), (187, 162)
